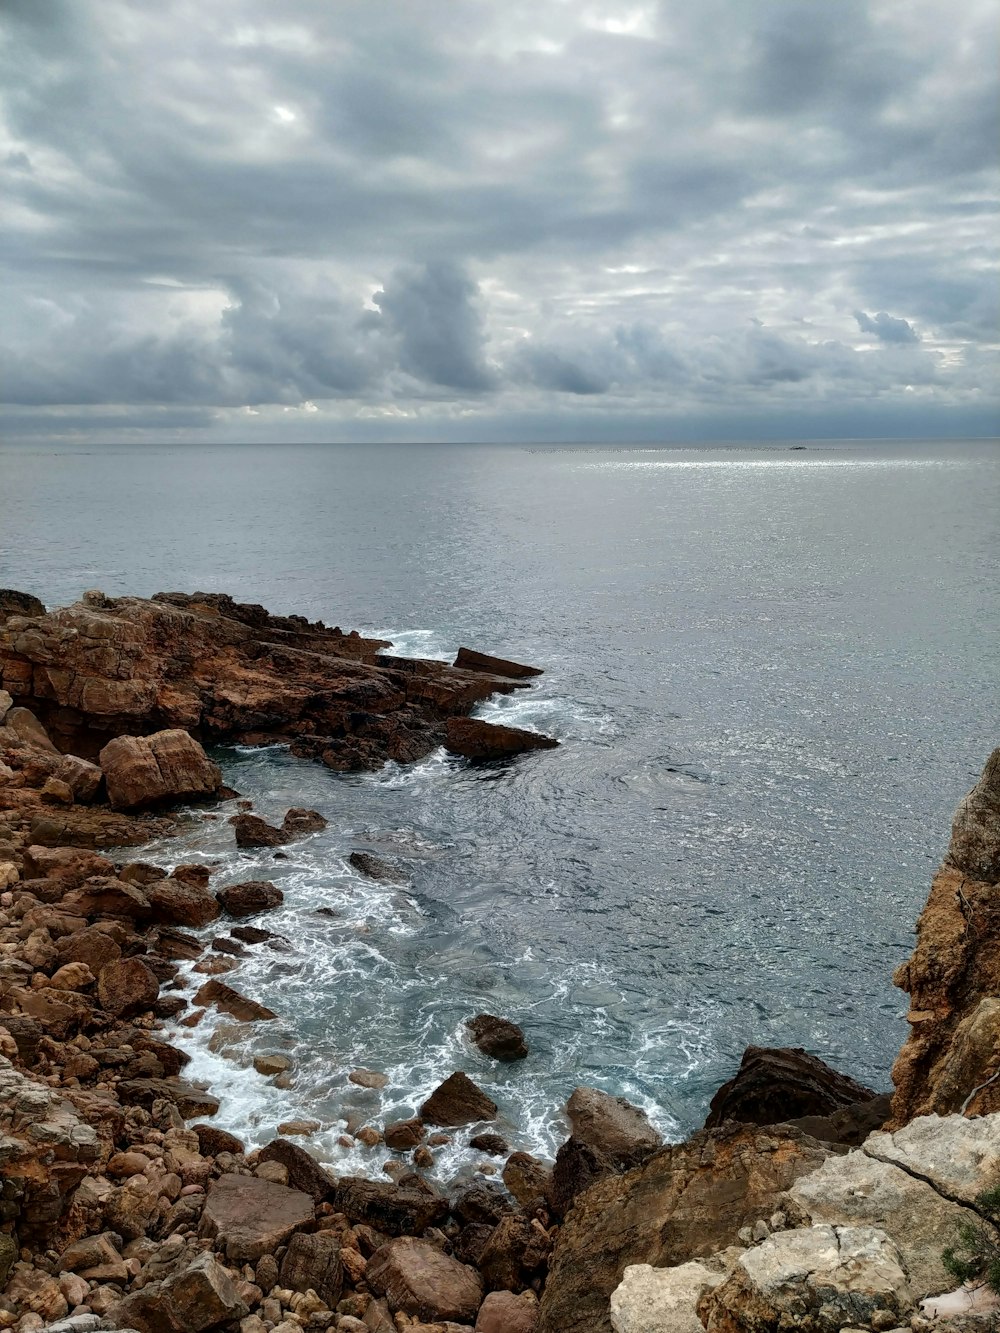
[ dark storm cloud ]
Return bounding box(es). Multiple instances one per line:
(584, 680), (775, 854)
(0, 0), (996, 441)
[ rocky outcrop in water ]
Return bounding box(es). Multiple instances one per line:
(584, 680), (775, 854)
(0, 590), (555, 770)
(890, 747), (1000, 1125)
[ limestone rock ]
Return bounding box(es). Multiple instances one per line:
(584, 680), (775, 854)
(96, 957), (160, 1014)
(467, 1013), (529, 1062)
(199, 1173), (314, 1263)
(699, 1224), (912, 1332)
(949, 746), (1000, 881)
(110, 1250), (248, 1333)
(610, 1261), (724, 1333)
(99, 729), (222, 811)
(367, 1236), (483, 1323)
(420, 1071), (498, 1126)
(538, 1123), (830, 1333)
(705, 1045), (878, 1129)
(566, 1086), (662, 1162)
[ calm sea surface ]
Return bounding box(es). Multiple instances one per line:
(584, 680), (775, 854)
(2, 439), (998, 1171)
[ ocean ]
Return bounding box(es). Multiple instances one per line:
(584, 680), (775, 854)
(2, 438), (998, 1175)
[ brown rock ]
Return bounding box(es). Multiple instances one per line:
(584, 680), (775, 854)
(6, 705), (59, 752)
(62, 876), (151, 920)
(420, 1071), (498, 1126)
(55, 753), (103, 802)
(349, 851), (408, 884)
(704, 1045), (878, 1129)
(0, 587), (45, 621)
(229, 813), (287, 848)
(476, 1289), (540, 1333)
(350, 1066), (390, 1088)
(890, 748), (1000, 1125)
(22, 843), (114, 886)
(148, 878), (221, 927)
(367, 1236), (483, 1322)
(56, 926), (122, 974)
(58, 1231), (124, 1274)
(97, 956), (160, 1014)
(118, 1078), (221, 1119)
(470, 1132), (509, 1156)
(100, 728), (221, 810)
(192, 978), (277, 1021)
(445, 717), (558, 761)
(41, 776), (75, 805)
(384, 1117), (425, 1150)
(199, 1172), (315, 1263)
(47, 960), (95, 991)
(330, 1177), (449, 1235)
(467, 1013), (529, 1062)
(538, 1123), (831, 1333)
(503, 1152), (552, 1213)
(566, 1086), (662, 1164)
(281, 807), (327, 837)
(454, 647), (543, 679)
(216, 879), (283, 917)
(453, 1183), (515, 1228)
(111, 1251), (248, 1333)
(258, 1137), (336, 1201)
(478, 1213), (533, 1292)
(193, 1123), (245, 1155)
(279, 1230), (344, 1307)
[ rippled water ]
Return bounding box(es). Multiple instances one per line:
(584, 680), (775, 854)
(2, 439), (998, 1171)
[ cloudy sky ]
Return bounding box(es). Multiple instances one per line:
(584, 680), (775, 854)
(1, 0), (997, 444)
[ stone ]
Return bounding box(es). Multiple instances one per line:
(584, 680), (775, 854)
(41, 776), (75, 805)
(454, 647), (543, 679)
(216, 880), (283, 917)
(705, 1045), (879, 1129)
(384, 1118), (425, 1150)
(199, 1173), (315, 1263)
(278, 1118), (320, 1135)
(330, 1177), (449, 1235)
(229, 814), (287, 848)
(193, 1123), (245, 1155)
(253, 1052), (291, 1076)
(699, 1225), (912, 1332)
(22, 844), (114, 886)
(192, 978), (276, 1021)
(453, 1183), (515, 1228)
(110, 1251), (248, 1333)
(467, 1014), (529, 1062)
(54, 754), (103, 803)
(117, 1078), (220, 1119)
(148, 880), (221, 928)
(566, 1086), (662, 1165)
(281, 807), (327, 837)
(503, 1153), (552, 1213)
(610, 1262), (724, 1333)
(47, 961), (95, 991)
(366, 1237), (483, 1323)
(348, 852), (407, 884)
(419, 1072), (498, 1126)
(6, 705), (59, 753)
(475, 1289), (540, 1333)
(99, 730), (222, 811)
(949, 745), (1000, 880)
(349, 1067), (390, 1088)
(257, 1138), (336, 1201)
(539, 1123), (831, 1333)
(477, 1213), (533, 1292)
(279, 1231), (344, 1308)
(470, 1133), (509, 1156)
(97, 957), (160, 1014)
(444, 717), (559, 761)
(56, 926), (122, 974)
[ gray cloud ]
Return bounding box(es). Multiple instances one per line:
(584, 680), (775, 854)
(0, 0), (996, 441)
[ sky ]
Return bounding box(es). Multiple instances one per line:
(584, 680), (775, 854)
(1, 0), (997, 445)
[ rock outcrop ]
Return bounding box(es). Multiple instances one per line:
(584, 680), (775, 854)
(704, 1045), (878, 1129)
(890, 746), (1000, 1123)
(0, 590), (553, 771)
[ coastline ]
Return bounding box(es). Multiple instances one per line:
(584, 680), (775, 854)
(1, 589), (997, 1333)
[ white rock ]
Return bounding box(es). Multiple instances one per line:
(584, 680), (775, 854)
(863, 1111), (1000, 1204)
(610, 1261), (723, 1333)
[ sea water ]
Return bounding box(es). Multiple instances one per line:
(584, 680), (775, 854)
(2, 439), (998, 1174)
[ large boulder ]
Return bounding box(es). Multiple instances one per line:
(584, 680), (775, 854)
(198, 1173), (314, 1263)
(538, 1123), (831, 1333)
(99, 730), (222, 811)
(367, 1236), (483, 1323)
(215, 880), (283, 917)
(147, 878), (221, 928)
(420, 1071), (498, 1126)
(96, 957), (159, 1015)
(279, 1231), (344, 1307)
(329, 1177), (449, 1236)
(567, 1086), (662, 1162)
(611, 1262), (724, 1333)
(704, 1045), (878, 1129)
(257, 1137), (336, 1201)
(445, 717), (559, 761)
(467, 1013), (529, 1061)
(110, 1251), (248, 1333)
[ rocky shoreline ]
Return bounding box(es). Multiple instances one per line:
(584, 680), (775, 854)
(1, 589), (998, 1333)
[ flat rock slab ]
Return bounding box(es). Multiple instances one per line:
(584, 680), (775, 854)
(199, 1173), (314, 1262)
(862, 1111), (1000, 1204)
(444, 717), (558, 761)
(611, 1262), (723, 1333)
(192, 978), (276, 1022)
(367, 1236), (483, 1323)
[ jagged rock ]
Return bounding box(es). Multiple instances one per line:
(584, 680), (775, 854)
(348, 850), (408, 883)
(22, 844), (113, 886)
(445, 717), (559, 761)
(199, 1173), (314, 1262)
(367, 1236), (483, 1322)
(7, 705), (59, 753)
(782, 1091), (892, 1147)
(454, 647), (543, 679)
(477, 1213), (533, 1292)
(566, 1086), (662, 1163)
(281, 807), (327, 837)
(96, 957), (159, 1014)
(420, 1071), (498, 1126)
(705, 1045), (878, 1129)
(99, 730), (222, 811)
(0, 588), (45, 621)
(538, 1123), (830, 1333)
(890, 748), (1000, 1124)
(216, 880), (283, 917)
(110, 1251), (248, 1333)
(229, 813), (287, 848)
(193, 1124), (245, 1156)
(192, 979), (276, 1022)
(117, 1078), (220, 1119)
(148, 879), (221, 927)
(278, 1231), (344, 1307)
(54, 754), (103, 803)
(467, 1013), (529, 1062)
(476, 1289), (540, 1333)
(257, 1138), (336, 1201)
(330, 1177), (449, 1235)
(699, 1225), (912, 1332)
(453, 1183), (515, 1228)
(610, 1261), (725, 1333)
(503, 1152), (552, 1213)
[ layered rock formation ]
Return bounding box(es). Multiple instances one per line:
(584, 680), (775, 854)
(0, 590), (556, 770)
